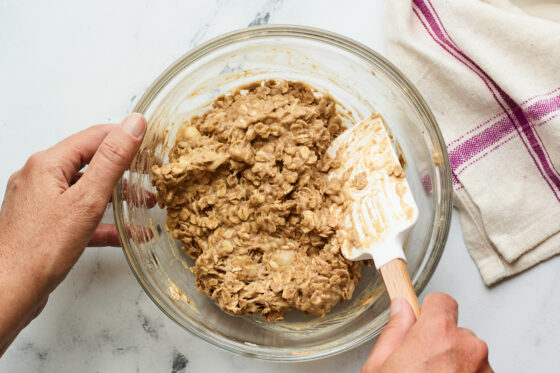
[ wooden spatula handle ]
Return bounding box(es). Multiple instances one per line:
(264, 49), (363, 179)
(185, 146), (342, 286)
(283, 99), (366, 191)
(379, 259), (421, 318)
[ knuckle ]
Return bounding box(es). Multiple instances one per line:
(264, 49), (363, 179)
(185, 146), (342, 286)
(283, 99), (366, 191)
(424, 292), (444, 305)
(429, 292), (458, 307)
(447, 296), (459, 311)
(472, 338), (489, 360)
(7, 170), (21, 185)
(98, 139), (131, 166)
(24, 151), (46, 170)
(425, 292), (458, 316)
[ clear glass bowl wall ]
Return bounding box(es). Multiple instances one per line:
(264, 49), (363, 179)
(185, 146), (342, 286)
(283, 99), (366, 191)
(113, 26), (452, 361)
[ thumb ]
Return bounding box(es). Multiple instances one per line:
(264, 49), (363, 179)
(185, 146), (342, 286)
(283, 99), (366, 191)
(361, 298), (416, 372)
(73, 113), (146, 215)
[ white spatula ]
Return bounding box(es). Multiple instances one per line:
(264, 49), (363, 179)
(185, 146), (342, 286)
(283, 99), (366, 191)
(328, 113), (421, 317)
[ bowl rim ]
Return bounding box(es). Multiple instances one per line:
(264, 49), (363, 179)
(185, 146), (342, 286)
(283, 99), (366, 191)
(113, 24), (453, 362)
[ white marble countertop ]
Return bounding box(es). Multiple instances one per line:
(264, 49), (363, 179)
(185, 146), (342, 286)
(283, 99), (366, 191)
(1, 1), (560, 372)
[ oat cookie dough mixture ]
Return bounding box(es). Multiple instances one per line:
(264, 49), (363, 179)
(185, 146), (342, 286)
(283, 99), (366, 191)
(152, 80), (362, 321)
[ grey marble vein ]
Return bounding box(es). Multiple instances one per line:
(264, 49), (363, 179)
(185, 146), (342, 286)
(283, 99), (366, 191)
(171, 350), (189, 373)
(248, 11), (270, 26)
(248, 0), (283, 27)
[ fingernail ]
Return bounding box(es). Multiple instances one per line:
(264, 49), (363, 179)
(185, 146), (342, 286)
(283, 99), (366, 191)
(390, 298), (405, 316)
(121, 113), (146, 139)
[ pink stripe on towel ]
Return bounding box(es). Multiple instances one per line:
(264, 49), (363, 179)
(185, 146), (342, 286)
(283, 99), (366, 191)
(413, 0), (560, 200)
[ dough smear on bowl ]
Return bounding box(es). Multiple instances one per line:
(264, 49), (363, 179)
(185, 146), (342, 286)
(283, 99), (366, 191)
(151, 79), (363, 321)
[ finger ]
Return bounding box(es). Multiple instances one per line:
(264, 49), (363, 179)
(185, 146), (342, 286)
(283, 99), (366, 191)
(362, 298), (416, 372)
(46, 124), (116, 184)
(129, 224), (155, 243)
(72, 113), (146, 216)
(88, 224), (121, 247)
(88, 222), (154, 247)
(458, 327), (478, 338)
(72, 174), (156, 208)
(420, 292), (458, 325)
(122, 178), (157, 208)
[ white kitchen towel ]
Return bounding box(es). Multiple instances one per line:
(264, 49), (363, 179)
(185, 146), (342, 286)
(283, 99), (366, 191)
(385, 0), (560, 285)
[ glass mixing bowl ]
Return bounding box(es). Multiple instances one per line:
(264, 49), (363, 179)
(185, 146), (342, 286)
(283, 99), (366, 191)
(113, 25), (452, 361)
